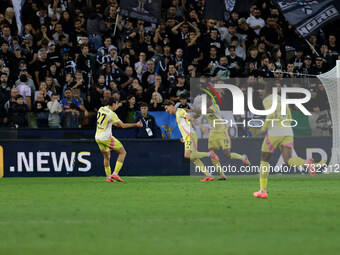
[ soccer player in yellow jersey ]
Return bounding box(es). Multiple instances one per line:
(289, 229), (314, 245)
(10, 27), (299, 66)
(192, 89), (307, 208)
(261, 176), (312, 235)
(164, 99), (219, 181)
(95, 98), (143, 182)
(254, 83), (315, 199)
(203, 97), (250, 180)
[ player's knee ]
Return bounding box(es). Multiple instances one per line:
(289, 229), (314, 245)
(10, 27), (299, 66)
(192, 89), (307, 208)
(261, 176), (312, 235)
(184, 152), (190, 159)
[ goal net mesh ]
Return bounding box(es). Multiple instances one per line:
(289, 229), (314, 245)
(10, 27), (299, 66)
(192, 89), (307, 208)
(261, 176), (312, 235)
(317, 60), (340, 172)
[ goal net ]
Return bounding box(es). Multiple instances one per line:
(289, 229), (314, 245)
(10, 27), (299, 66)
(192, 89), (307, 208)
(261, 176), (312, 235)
(317, 60), (340, 173)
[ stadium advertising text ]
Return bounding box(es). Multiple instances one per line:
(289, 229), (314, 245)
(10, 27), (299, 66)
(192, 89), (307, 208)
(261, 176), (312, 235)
(9, 151), (91, 173)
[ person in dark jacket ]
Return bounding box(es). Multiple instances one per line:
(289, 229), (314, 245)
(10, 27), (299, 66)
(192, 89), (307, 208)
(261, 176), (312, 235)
(11, 94), (29, 128)
(135, 102), (159, 138)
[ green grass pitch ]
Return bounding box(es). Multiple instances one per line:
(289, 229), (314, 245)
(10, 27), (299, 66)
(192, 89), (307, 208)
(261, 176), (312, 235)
(1, 175), (340, 255)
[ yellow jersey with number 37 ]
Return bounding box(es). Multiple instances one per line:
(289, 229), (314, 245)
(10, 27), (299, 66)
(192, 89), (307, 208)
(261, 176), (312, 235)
(95, 106), (120, 141)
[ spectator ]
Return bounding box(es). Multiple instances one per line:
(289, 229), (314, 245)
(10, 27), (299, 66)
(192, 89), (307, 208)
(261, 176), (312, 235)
(135, 102), (158, 138)
(59, 11), (74, 36)
(32, 6), (51, 31)
(37, 23), (53, 47)
(149, 91), (163, 111)
(141, 59), (156, 92)
(246, 8), (265, 35)
(16, 74), (32, 110)
(90, 84), (104, 112)
(0, 41), (13, 68)
(120, 66), (136, 93)
(47, 93), (62, 128)
(227, 46), (245, 78)
(102, 89), (111, 106)
(124, 95), (138, 123)
(4, 7), (17, 36)
(319, 44), (335, 69)
(289, 47), (304, 70)
(34, 82), (52, 102)
(238, 18), (257, 49)
(32, 93), (49, 128)
(259, 15), (283, 52)
(213, 56), (230, 79)
(11, 94), (29, 128)
(45, 76), (57, 95)
(34, 48), (49, 85)
(203, 45), (219, 76)
(135, 51), (147, 82)
(96, 36), (112, 65)
(87, 9), (106, 50)
(271, 48), (285, 69)
(175, 94), (192, 109)
(3, 87), (18, 125)
(146, 75), (168, 103)
(225, 36), (246, 60)
(172, 48), (188, 76)
(224, 23), (245, 48)
(327, 34), (339, 62)
(298, 55), (316, 76)
(169, 74), (189, 102)
(48, 1), (66, 21)
(203, 28), (224, 58)
(76, 44), (92, 90)
(52, 23), (69, 44)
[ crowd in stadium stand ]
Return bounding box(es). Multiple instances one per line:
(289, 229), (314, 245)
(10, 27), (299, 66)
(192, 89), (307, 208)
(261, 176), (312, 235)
(0, 0), (338, 129)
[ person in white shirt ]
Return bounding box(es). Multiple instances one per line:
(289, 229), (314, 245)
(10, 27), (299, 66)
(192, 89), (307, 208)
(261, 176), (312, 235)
(246, 8), (265, 35)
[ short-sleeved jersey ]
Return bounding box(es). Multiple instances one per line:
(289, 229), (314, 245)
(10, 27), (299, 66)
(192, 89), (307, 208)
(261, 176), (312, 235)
(204, 104), (228, 133)
(95, 106), (121, 140)
(176, 108), (196, 140)
(262, 94), (293, 137)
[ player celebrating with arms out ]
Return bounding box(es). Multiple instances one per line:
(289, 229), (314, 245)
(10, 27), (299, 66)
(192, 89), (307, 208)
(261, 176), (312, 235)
(164, 99), (219, 181)
(95, 98), (143, 182)
(254, 82), (315, 199)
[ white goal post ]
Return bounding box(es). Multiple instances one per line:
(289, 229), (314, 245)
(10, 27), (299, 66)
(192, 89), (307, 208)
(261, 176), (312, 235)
(317, 60), (340, 173)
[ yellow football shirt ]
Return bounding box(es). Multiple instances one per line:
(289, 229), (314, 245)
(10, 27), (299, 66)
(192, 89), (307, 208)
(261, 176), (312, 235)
(261, 94), (293, 137)
(176, 108), (195, 140)
(95, 106), (120, 140)
(204, 104), (228, 133)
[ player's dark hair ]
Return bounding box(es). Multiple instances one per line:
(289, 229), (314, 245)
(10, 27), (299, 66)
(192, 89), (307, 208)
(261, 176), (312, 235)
(164, 99), (174, 106)
(107, 97), (117, 106)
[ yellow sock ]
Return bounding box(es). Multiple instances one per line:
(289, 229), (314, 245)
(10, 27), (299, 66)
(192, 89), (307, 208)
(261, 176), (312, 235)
(190, 152), (209, 160)
(105, 166), (111, 177)
(113, 161), (123, 175)
(211, 158), (224, 176)
(193, 159), (209, 176)
(288, 157), (306, 167)
(259, 161), (269, 192)
(260, 178), (267, 191)
(230, 152), (243, 161)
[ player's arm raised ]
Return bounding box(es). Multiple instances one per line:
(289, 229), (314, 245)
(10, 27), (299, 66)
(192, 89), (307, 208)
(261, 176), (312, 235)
(185, 113), (208, 134)
(114, 120), (143, 129)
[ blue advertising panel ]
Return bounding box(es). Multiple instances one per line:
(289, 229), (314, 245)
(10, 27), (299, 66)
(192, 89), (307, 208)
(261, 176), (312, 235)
(0, 137), (332, 177)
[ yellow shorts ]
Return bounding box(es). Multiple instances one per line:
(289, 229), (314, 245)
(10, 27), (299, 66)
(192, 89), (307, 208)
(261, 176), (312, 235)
(96, 136), (123, 152)
(261, 135), (294, 153)
(208, 131), (231, 150)
(184, 132), (198, 152)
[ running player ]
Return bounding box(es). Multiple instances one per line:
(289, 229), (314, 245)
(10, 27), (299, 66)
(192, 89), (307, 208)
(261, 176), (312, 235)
(254, 82), (315, 199)
(95, 98), (143, 182)
(200, 97), (250, 180)
(164, 99), (219, 181)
